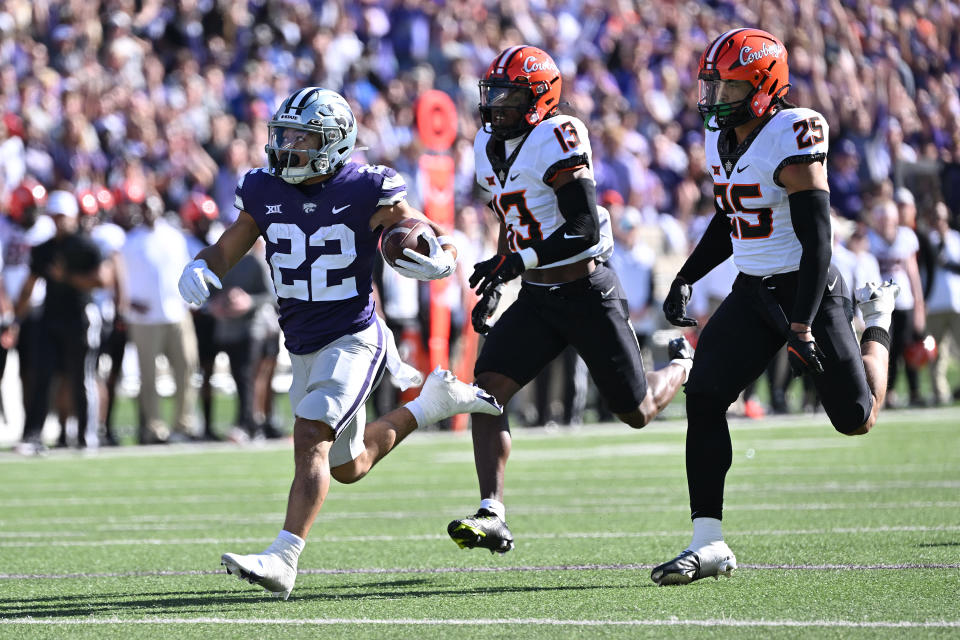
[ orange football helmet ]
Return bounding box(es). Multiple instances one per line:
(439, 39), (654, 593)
(905, 335), (938, 370)
(479, 45), (562, 140)
(180, 193), (219, 226)
(697, 28), (790, 130)
(7, 182), (46, 224)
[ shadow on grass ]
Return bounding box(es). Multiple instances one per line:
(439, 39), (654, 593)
(1, 578), (630, 618)
(917, 541), (960, 547)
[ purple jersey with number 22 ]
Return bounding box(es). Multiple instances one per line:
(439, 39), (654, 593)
(236, 162), (406, 354)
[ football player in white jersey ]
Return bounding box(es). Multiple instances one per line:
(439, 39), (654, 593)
(447, 46), (694, 554)
(653, 28), (901, 585)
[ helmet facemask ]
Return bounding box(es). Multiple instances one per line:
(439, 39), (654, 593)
(267, 125), (345, 183)
(479, 79), (536, 141)
(697, 75), (756, 131)
(265, 88), (357, 184)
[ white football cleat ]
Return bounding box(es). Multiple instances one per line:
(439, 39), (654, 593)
(221, 551), (297, 600)
(855, 280), (900, 330)
(650, 541), (737, 586)
(408, 367), (503, 425)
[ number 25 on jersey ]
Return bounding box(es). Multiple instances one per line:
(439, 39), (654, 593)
(714, 183), (773, 240)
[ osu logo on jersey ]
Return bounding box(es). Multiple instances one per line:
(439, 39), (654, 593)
(479, 45), (562, 140)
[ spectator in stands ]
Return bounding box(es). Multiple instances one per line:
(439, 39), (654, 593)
(181, 192), (225, 442)
(207, 237), (277, 442)
(868, 198), (926, 407)
(828, 140), (864, 222)
(120, 191), (198, 443)
(924, 202), (960, 405)
(8, 190), (106, 452)
(0, 182), (54, 442)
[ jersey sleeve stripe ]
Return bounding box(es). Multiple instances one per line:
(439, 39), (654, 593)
(381, 174), (405, 190)
(542, 153), (589, 183)
(234, 194), (245, 211)
(773, 152), (827, 188)
(377, 190), (407, 207)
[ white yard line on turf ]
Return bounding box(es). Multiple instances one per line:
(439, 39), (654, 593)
(1, 461), (957, 494)
(4, 499), (960, 529)
(2, 524), (960, 548)
(2, 478), (959, 508)
(0, 617), (958, 628)
(3, 561), (960, 581)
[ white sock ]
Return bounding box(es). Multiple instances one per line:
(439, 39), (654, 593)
(480, 498), (505, 520)
(404, 397), (429, 428)
(264, 530), (305, 567)
(687, 517), (723, 550)
(670, 358), (693, 384)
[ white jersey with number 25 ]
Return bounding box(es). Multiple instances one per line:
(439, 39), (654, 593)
(705, 107), (830, 276)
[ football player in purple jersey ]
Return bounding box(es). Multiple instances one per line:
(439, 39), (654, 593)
(178, 87), (502, 600)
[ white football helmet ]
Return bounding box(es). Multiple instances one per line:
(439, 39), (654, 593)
(265, 87), (358, 184)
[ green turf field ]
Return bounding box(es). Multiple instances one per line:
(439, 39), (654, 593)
(1, 407), (959, 639)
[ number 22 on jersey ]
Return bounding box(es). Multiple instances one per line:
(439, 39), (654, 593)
(267, 222), (358, 301)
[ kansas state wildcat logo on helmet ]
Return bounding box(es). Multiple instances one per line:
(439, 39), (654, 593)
(265, 88), (358, 184)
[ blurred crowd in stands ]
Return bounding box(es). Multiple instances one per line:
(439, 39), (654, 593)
(0, 0), (958, 452)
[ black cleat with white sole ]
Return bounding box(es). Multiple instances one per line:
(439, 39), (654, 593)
(448, 508), (514, 554)
(650, 542), (737, 586)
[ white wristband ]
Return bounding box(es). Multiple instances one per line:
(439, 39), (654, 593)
(518, 247), (539, 270)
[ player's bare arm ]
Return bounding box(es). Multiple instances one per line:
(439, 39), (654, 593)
(194, 210), (262, 278)
(179, 211), (260, 306)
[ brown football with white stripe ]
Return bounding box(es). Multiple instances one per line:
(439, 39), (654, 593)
(381, 218), (435, 269)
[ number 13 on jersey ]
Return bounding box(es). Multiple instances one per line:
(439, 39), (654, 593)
(491, 191), (543, 251)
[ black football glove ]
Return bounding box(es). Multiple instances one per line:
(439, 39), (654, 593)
(471, 285), (503, 335)
(787, 332), (826, 376)
(663, 277), (697, 327)
(470, 253), (525, 296)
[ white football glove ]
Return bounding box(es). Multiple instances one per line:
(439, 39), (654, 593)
(391, 234), (457, 280)
(178, 258), (222, 305)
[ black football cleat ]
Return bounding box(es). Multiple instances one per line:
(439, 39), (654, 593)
(650, 541), (737, 586)
(448, 509), (514, 554)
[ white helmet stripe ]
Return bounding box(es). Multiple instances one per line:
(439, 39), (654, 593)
(494, 45), (524, 75)
(705, 28), (749, 68)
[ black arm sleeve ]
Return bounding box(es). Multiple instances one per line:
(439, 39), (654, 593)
(531, 177), (600, 266)
(788, 189), (832, 326)
(677, 211), (733, 284)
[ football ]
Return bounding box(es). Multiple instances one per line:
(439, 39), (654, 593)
(381, 218), (435, 269)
